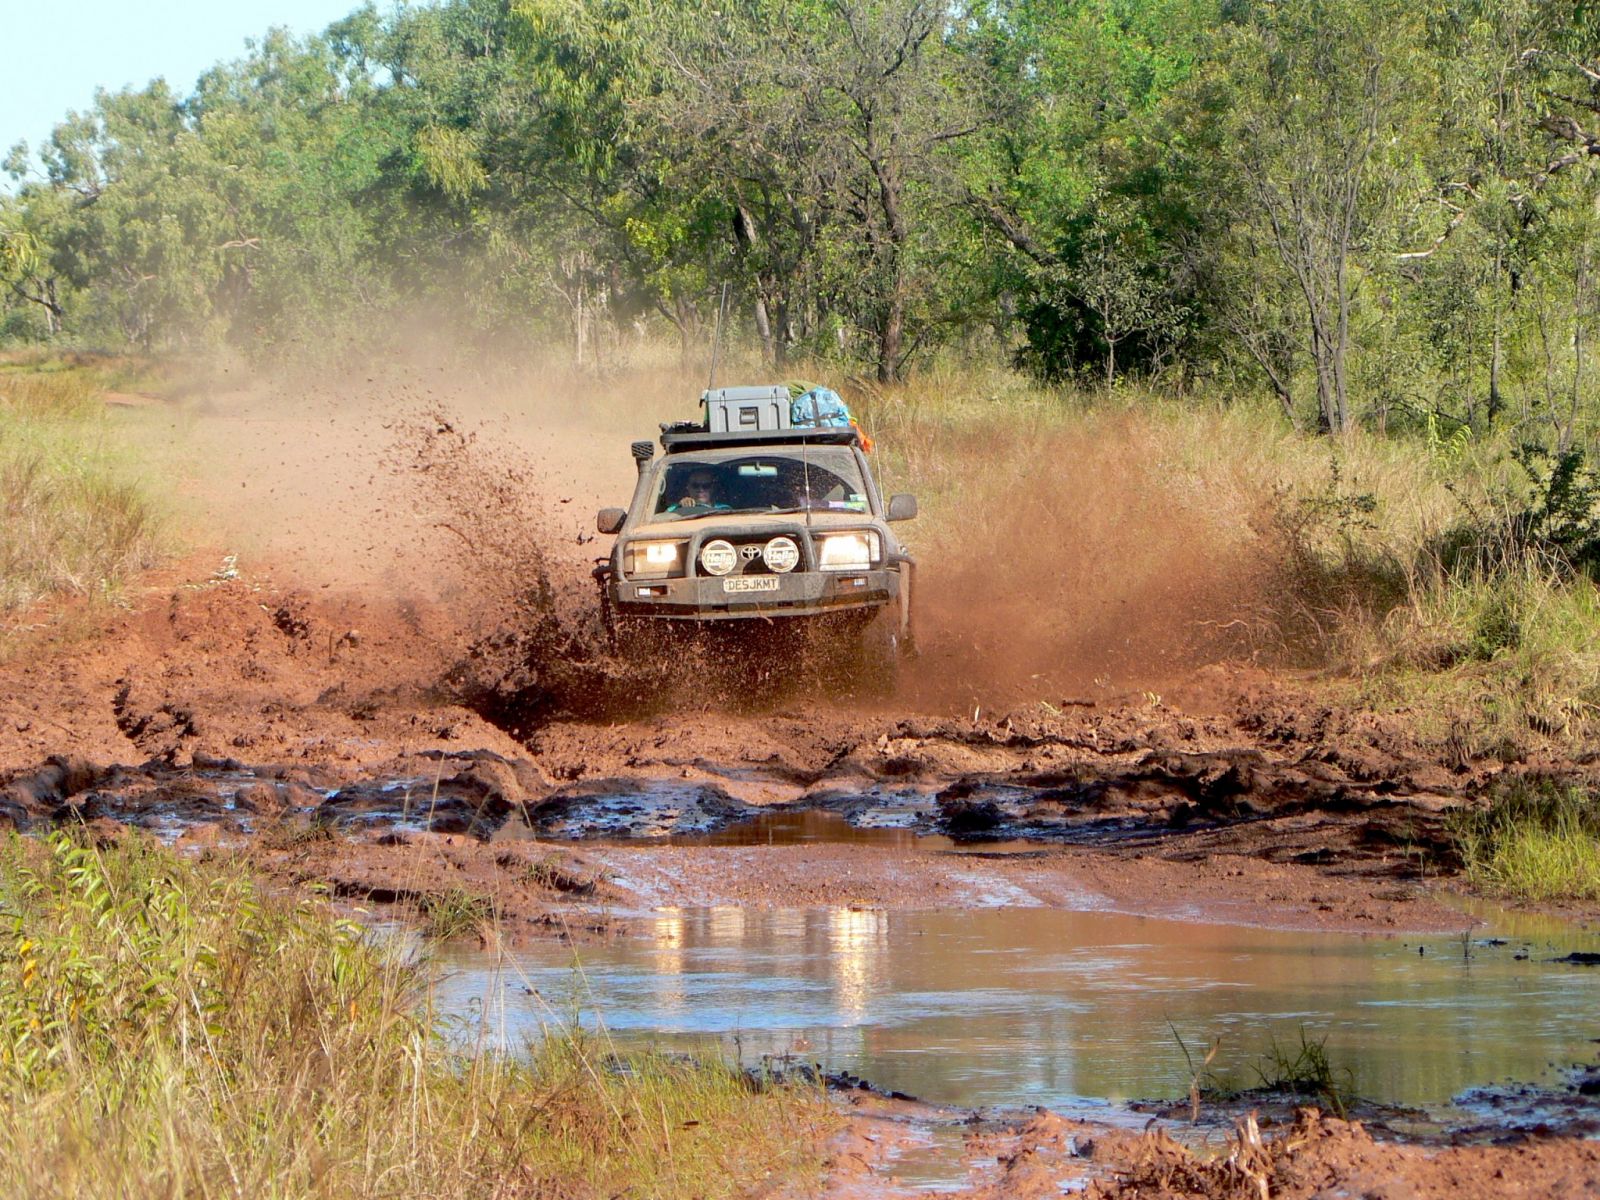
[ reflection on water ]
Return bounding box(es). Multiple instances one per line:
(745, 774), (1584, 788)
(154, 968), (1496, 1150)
(434, 906), (1600, 1111)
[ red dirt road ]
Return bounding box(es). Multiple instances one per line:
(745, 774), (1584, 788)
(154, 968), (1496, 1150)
(0, 566), (1531, 934)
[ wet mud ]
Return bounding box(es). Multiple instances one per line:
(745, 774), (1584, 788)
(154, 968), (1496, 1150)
(811, 1093), (1600, 1200)
(3, 571), (1595, 937)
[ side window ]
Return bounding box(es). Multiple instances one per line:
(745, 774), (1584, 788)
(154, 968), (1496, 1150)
(777, 460), (852, 507)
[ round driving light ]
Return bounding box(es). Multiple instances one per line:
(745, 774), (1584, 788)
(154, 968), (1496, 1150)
(699, 539), (737, 576)
(762, 536), (800, 573)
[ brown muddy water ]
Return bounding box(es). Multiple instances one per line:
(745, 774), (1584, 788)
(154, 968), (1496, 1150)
(433, 903), (1600, 1115)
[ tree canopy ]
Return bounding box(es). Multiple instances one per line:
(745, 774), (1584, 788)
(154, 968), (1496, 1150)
(4, 0), (1600, 435)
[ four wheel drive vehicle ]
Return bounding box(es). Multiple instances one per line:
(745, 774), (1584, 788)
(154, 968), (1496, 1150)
(593, 385), (917, 657)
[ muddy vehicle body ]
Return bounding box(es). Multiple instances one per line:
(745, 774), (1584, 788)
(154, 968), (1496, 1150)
(594, 386), (917, 663)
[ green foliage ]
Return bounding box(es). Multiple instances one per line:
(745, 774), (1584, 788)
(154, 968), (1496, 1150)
(1514, 446), (1600, 577)
(1261, 459), (1409, 656)
(1448, 781), (1600, 901)
(1172, 1022), (1352, 1118)
(0, 0), (1598, 446)
(1250, 1029), (1352, 1119)
(417, 886), (496, 940)
(1431, 445), (1600, 583)
(0, 830), (386, 1095)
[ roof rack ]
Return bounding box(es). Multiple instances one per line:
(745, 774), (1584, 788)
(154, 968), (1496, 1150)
(660, 427), (862, 454)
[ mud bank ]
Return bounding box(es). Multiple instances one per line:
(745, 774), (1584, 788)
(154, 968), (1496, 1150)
(812, 1098), (1600, 1199)
(5, 569), (1599, 933)
(7, 572), (1600, 1197)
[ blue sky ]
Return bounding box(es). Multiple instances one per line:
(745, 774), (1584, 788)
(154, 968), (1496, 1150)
(2, 0), (370, 177)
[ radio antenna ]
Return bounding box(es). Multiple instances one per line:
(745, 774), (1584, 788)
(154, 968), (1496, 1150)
(707, 282), (731, 391)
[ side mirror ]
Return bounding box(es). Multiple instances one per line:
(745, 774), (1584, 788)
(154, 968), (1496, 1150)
(597, 507), (626, 535)
(886, 493), (918, 522)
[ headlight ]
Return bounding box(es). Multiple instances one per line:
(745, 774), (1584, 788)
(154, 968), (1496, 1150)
(762, 536), (800, 573)
(624, 540), (685, 578)
(699, 539), (738, 576)
(815, 531), (880, 571)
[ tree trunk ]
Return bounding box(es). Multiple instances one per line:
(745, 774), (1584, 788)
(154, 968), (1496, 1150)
(1487, 246), (1503, 427)
(574, 277), (588, 367)
(867, 122), (909, 385)
(674, 294), (701, 369)
(753, 294), (774, 366)
(877, 297), (904, 384)
(773, 299), (791, 369)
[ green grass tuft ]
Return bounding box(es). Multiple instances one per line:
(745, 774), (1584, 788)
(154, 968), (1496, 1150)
(1251, 1028), (1351, 1118)
(417, 886), (497, 940)
(1448, 782), (1600, 902)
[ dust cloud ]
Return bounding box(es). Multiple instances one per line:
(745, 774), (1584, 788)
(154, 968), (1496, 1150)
(900, 414), (1267, 712)
(146, 354), (1268, 722)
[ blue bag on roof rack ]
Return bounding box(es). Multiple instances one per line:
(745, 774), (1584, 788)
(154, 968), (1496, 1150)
(791, 386), (853, 429)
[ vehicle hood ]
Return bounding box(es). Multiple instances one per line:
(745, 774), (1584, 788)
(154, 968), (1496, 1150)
(623, 510), (881, 540)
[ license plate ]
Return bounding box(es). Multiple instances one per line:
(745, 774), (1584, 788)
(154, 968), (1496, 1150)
(723, 576), (780, 593)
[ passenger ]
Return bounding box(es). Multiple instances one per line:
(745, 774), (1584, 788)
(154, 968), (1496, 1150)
(667, 468), (731, 513)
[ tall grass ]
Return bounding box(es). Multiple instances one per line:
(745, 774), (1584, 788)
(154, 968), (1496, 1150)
(0, 361), (162, 613)
(0, 833), (830, 1200)
(853, 368), (1600, 746)
(1449, 782), (1600, 901)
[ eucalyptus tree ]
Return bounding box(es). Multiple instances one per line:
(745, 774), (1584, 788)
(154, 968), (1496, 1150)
(23, 82), (234, 348)
(505, 0), (727, 362)
(1176, 0), (1433, 433)
(0, 196), (64, 336)
(635, 0), (980, 379)
(955, 0), (1215, 382)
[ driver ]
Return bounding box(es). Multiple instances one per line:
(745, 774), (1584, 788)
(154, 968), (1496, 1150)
(668, 468), (731, 513)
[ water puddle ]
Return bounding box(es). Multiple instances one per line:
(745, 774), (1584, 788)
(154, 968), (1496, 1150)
(64, 766), (1156, 848)
(434, 905), (1600, 1115)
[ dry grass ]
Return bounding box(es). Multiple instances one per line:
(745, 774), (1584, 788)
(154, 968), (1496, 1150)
(0, 361), (163, 613)
(0, 833), (832, 1200)
(513, 351), (1598, 719)
(9, 339), (1595, 742)
(841, 365), (1600, 737)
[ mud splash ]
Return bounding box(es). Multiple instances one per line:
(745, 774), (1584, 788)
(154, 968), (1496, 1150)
(378, 394), (1280, 728)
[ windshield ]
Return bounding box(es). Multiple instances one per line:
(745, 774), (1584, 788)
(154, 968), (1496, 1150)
(649, 449), (870, 521)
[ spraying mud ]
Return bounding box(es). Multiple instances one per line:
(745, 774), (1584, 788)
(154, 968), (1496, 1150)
(902, 411), (1269, 711)
(133, 362), (1278, 722)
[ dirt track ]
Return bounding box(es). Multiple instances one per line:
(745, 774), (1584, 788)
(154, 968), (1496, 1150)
(0, 566), (1527, 934)
(5, 565), (1600, 1197)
